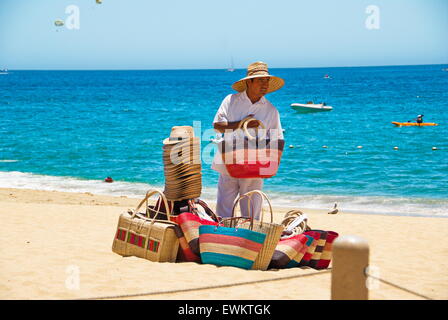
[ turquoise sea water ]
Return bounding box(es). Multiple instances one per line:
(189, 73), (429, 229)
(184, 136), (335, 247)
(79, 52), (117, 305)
(1, 65), (447, 216)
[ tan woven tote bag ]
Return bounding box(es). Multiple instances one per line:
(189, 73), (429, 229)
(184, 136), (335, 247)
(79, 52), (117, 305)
(224, 190), (283, 271)
(112, 190), (179, 263)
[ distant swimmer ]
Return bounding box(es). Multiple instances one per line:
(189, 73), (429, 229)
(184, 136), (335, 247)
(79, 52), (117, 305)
(104, 177), (113, 183)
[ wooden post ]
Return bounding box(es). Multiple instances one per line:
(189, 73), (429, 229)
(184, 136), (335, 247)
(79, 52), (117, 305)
(331, 235), (369, 300)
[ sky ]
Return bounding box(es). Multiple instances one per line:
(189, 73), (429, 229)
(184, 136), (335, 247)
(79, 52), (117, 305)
(0, 0), (447, 70)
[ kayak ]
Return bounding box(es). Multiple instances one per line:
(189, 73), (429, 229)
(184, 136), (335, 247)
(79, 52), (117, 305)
(291, 103), (333, 113)
(392, 122), (438, 127)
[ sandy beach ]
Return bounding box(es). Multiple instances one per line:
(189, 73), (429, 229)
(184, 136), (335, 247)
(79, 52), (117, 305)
(0, 187), (446, 300)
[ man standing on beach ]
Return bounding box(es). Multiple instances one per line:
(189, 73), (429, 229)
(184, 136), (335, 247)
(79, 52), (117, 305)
(212, 61), (285, 218)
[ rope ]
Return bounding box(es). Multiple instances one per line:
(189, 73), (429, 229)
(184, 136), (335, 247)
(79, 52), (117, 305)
(365, 270), (434, 300)
(74, 267), (433, 300)
(77, 269), (331, 300)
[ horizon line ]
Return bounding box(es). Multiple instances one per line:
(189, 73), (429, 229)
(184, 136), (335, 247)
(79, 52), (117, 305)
(4, 62), (448, 72)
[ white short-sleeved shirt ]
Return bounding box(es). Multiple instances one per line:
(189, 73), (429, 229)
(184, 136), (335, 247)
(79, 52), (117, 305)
(212, 91), (284, 175)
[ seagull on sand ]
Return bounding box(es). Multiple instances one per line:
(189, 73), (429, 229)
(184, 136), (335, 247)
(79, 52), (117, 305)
(328, 203), (339, 215)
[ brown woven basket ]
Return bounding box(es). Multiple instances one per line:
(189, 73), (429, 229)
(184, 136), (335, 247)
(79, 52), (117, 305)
(112, 190), (179, 263)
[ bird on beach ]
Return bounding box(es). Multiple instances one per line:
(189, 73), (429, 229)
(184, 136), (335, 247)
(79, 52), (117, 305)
(328, 203), (338, 215)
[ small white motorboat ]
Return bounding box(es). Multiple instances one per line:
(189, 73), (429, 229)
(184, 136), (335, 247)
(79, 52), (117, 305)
(291, 101), (333, 113)
(0, 68), (8, 75)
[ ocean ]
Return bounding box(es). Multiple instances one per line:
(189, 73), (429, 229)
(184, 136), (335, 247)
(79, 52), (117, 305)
(1, 65), (447, 217)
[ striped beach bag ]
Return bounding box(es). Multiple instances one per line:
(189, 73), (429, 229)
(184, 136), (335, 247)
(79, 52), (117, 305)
(315, 231), (339, 269)
(225, 190), (284, 270)
(219, 117), (285, 179)
(198, 223), (266, 270)
(173, 224), (201, 263)
(269, 233), (309, 269)
(285, 235), (315, 268)
(177, 212), (219, 257)
(298, 231), (319, 267)
(175, 200), (219, 263)
(112, 190), (179, 263)
(307, 230), (328, 268)
(268, 210), (312, 269)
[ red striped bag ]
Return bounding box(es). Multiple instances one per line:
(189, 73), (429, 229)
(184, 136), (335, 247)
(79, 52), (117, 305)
(298, 231), (320, 267)
(219, 118), (285, 179)
(177, 212), (219, 257)
(285, 235), (315, 268)
(269, 233), (309, 269)
(308, 230), (328, 269)
(173, 225), (201, 263)
(315, 231), (339, 269)
(147, 198), (219, 263)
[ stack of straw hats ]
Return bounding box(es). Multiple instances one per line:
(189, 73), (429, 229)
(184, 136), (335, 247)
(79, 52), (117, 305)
(162, 126), (202, 201)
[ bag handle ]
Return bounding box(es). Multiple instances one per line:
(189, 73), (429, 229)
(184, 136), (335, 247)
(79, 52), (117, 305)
(221, 216), (254, 230)
(187, 199), (212, 222)
(146, 198), (174, 219)
(282, 210), (309, 234)
(194, 199), (220, 222)
(236, 116), (267, 140)
(231, 190), (274, 225)
(179, 199), (220, 222)
(123, 190), (171, 258)
(131, 190), (171, 222)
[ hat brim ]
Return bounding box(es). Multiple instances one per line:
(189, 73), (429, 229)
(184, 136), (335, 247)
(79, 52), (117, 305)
(164, 195), (202, 202)
(165, 173), (202, 181)
(162, 137), (200, 145)
(165, 175), (202, 185)
(164, 163), (201, 171)
(164, 167), (201, 175)
(163, 138), (200, 147)
(164, 185), (202, 191)
(164, 168), (202, 175)
(163, 158), (201, 167)
(164, 183), (202, 188)
(232, 74), (285, 94)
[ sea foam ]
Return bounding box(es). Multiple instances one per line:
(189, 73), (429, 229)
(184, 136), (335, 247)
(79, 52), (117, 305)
(0, 171), (446, 217)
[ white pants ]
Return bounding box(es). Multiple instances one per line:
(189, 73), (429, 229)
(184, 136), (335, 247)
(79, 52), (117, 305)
(216, 174), (264, 219)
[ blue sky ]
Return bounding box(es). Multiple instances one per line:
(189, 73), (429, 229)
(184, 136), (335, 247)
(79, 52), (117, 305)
(0, 0), (447, 69)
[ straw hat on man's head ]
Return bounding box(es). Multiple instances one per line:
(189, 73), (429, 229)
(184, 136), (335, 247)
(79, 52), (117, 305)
(232, 61), (284, 94)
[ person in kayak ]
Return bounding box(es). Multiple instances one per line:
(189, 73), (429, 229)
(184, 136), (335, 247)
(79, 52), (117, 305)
(415, 115), (424, 124)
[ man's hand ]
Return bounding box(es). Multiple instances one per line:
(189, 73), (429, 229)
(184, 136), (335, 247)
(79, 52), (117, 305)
(213, 115), (260, 133)
(246, 119), (261, 129)
(244, 115), (261, 129)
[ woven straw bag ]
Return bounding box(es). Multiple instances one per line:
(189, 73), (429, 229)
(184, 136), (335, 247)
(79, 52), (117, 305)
(224, 190), (283, 271)
(112, 190), (179, 263)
